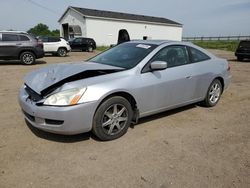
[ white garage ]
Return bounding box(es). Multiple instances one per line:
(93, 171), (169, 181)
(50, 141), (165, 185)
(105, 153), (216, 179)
(58, 6), (183, 46)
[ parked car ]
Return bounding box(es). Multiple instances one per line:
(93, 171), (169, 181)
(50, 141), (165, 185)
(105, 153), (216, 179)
(0, 31), (44, 65)
(19, 41), (231, 140)
(235, 40), (250, 61)
(69, 37), (96, 52)
(40, 36), (71, 57)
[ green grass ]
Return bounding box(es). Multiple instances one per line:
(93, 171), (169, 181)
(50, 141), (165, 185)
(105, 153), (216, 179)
(192, 40), (239, 52)
(96, 46), (110, 51)
(96, 41), (239, 52)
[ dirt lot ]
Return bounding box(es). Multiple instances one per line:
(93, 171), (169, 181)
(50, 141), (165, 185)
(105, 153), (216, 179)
(0, 50), (249, 188)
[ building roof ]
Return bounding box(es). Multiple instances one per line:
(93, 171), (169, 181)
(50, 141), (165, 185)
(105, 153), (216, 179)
(59, 6), (182, 27)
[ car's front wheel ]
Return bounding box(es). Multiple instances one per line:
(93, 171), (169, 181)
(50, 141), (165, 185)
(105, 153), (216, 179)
(92, 96), (133, 141)
(57, 48), (67, 57)
(203, 79), (222, 107)
(20, 52), (35, 65)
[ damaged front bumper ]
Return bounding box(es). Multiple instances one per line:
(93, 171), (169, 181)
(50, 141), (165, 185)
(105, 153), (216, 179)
(18, 86), (97, 135)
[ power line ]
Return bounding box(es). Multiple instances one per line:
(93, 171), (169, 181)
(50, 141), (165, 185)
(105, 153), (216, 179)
(26, 0), (59, 15)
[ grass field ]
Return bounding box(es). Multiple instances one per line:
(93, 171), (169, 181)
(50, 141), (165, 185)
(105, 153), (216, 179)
(96, 46), (110, 51)
(192, 40), (239, 52)
(96, 40), (240, 52)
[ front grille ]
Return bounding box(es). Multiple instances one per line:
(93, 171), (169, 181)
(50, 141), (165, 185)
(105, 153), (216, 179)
(24, 85), (43, 102)
(22, 110), (35, 122)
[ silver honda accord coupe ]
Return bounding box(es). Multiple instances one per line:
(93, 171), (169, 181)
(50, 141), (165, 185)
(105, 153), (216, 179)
(19, 40), (231, 140)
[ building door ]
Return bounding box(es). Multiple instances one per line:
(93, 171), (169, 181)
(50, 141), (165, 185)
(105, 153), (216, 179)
(62, 23), (69, 40)
(117, 29), (130, 44)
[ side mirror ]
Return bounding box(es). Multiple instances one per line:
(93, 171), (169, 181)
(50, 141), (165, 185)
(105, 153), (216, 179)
(150, 61), (168, 71)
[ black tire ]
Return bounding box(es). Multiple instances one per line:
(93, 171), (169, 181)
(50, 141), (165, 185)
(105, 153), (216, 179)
(237, 56), (243, 61)
(92, 96), (133, 141)
(20, 52), (35, 65)
(203, 79), (222, 107)
(87, 46), (93, 52)
(57, 48), (67, 57)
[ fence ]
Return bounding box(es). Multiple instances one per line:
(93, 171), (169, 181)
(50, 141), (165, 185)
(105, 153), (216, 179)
(182, 35), (250, 41)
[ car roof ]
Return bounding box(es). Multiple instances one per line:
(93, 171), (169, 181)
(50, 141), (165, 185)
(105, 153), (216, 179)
(0, 30), (28, 34)
(128, 40), (193, 46)
(240, 40), (250, 42)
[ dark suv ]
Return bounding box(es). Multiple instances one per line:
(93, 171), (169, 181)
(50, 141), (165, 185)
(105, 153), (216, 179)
(68, 37), (96, 52)
(235, 40), (250, 61)
(0, 31), (44, 65)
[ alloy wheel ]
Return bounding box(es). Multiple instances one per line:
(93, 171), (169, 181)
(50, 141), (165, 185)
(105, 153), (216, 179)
(208, 82), (221, 104)
(58, 48), (66, 57)
(101, 104), (128, 135)
(22, 53), (34, 64)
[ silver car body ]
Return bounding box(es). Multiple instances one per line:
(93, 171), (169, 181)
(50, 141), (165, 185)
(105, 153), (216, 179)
(18, 40), (231, 135)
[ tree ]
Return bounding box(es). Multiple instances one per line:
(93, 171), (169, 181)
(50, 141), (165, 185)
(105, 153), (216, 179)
(51, 29), (60, 36)
(27, 23), (59, 37)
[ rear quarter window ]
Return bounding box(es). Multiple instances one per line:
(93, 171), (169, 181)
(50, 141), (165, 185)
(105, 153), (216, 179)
(49, 37), (60, 42)
(189, 47), (210, 63)
(20, 35), (30, 41)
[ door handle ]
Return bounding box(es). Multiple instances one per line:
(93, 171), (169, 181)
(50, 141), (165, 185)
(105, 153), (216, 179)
(16, 43), (22, 45)
(186, 76), (192, 79)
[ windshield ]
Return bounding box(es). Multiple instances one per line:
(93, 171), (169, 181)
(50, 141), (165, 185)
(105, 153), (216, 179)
(89, 43), (157, 69)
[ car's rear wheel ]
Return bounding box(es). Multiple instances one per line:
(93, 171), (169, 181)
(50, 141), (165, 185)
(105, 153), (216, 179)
(20, 52), (35, 65)
(92, 96), (133, 141)
(237, 56), (243, 61)
(203, 79), (222, 107)
(87, 46), (93, 52)
(57, 48), (67, 57)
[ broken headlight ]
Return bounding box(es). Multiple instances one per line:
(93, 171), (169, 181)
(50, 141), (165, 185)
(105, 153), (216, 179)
(44, 87), (87, 106)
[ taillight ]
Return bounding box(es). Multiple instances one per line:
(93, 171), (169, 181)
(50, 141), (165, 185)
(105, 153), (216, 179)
(37, 41), (43, 48)
(37, 39), (43, 48)
(227, 64), (231, 71)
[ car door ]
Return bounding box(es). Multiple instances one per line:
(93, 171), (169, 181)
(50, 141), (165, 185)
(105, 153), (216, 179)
(187, 46), (215, 99)
(48, 37), (61, 52)
(72, 38), (83, 50)
(81, 38), (88, 50)
(135, 45), (198, 115)
(0, 34), (20, 58)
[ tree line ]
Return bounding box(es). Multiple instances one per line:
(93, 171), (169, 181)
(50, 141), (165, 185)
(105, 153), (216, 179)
(27, 23), (59, 37)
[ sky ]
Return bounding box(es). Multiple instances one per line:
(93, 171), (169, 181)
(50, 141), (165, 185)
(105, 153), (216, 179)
(0, 0), (249, 37)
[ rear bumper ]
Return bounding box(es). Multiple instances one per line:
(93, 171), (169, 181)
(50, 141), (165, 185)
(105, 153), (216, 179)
(35, 48), (45, 59)
(224, 73), (232, 91)
(18, 86), (97, 135)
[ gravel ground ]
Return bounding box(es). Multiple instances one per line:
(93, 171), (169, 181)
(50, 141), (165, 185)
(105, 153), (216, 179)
(0, 50), (249, 188)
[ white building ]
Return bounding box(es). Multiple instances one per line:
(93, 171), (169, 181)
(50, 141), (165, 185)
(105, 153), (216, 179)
(58, 6), (183, 46)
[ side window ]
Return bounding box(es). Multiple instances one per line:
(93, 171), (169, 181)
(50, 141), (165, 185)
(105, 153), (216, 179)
(2, 34), (19, 42)
(74, 38), (82, 43)
(49, 37), (60, 42)
(151, 46), (189, 68)
(20, 35), (30, 41)
(41, 37), (48, 42)
(82, 38), (87, 43)
(189, 47), (210, 63)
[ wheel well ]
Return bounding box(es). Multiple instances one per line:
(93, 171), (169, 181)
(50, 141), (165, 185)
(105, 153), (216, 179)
(97, 92), (138, 123)
(101, 92), (137, 110)
(57, 47), (67, 51)
(18, 50), (35, 59)
(215, 77), (224, 92)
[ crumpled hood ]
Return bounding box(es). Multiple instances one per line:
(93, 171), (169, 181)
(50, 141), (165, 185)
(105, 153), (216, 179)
(24, 62), (123, 94)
